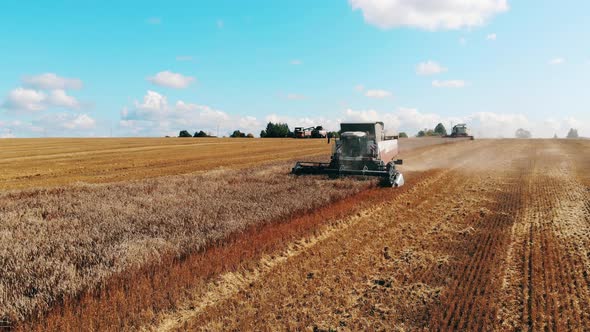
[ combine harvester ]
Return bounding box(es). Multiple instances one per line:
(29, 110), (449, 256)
(294, 126), (328, 138)
(446, 123), (474, 140)
(292, 122), (404, 187)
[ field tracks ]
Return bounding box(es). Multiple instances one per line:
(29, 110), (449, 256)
(496, 141), (590, 331)
(151, 166), (460, 331)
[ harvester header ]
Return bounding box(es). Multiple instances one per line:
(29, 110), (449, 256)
(292, 122), (404, 187)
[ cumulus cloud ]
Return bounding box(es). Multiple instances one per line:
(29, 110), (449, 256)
(23, 73), (83, 90)
(148, 71), (195, 89)
(47, 89), (80, 109)
(120, 90), (260, 136)
(432, 80), (466, 88)
(65, 114), (95, 129)
(338, 107), (590, 138)
(486, 33), (497, 40)
(365, 89), (393, 98)
(2, 73), (84, 112)
(290, 59), (303, 65)
(548, 57), (565, 65)
(11, 112), (98, 137)
(416, 61), (447, 75)
(349, 0), (509, 30)
(2, 88), (47, 111)
(337, 108), (583, 138)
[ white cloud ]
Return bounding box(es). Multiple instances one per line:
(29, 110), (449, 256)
(397, 107), (442, 131)
(2, 88), (47, 111)
(23, 73), (83, 90)
(467, 112), (529, 138)
(2, 73), (84, 112)
(432, 80), (466, 88)
(148, 71), (195, 89)
(47, 89), (80, 109)
(354, 84), (365, 92)
(0, 117), (98, 138)
(548, 57), (565, 65)
(416, 61), (447, 76)
(349, 0), (509, 30)
(338, 108), (581, 138)
(487, 33), (497, 40)
(63, 114), (96, 129)
(32, 113), (96, 134)
(365, 89), (393, 98)
(290, 59), (303, 65)
(217, 19), (224, 28)
(120, 90), (260, 136)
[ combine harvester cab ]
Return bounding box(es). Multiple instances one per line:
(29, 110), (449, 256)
(292, 122), (404, 187)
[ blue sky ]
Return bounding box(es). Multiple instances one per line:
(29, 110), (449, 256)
(0, 0), (588, 138)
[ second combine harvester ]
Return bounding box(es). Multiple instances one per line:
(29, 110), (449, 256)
(292, 122), (404, 187)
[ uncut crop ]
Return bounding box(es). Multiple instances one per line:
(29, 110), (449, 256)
(0, 161), (371, 323)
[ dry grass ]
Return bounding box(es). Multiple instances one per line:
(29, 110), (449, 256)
(0, 136), (482, 330)
(0, 137), (331, 190)
(0, 160), (372, 325)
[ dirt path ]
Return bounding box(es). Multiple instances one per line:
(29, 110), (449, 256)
(156, 140), (590, 331)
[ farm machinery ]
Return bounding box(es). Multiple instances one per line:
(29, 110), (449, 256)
(292, 122), (404, 187)
(294, 126), (328, 138)
(446, 123), (474, 140)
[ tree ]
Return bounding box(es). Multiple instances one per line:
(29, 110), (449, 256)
(262, 122), (291, 138)
(178, 130), (192, 137)
(399, 132), (408, 138)
(193, 130), (208, 137)
(515, 128), (532, 139)
(246, 133), (254, 138)
(230, 130), (246, 138)
(567, 128), (579, 139)
(417, 129), (436, 137)
(434, 123), (447, 136)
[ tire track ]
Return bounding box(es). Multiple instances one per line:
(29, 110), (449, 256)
(175, 140), (528, 331)
(153, 164), (460, 331)
(497, 140), (590, 331)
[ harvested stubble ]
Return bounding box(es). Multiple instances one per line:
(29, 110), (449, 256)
(0, 161), (372, 324)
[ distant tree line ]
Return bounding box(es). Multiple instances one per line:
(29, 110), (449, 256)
(415, 123), (448, 137)
(178, 130), (213, 137)
(230, 130), (254, 138)
(517, 127), (580, 139)
(260, 122), (292, 138)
